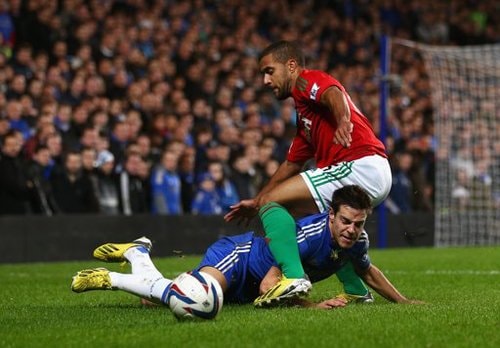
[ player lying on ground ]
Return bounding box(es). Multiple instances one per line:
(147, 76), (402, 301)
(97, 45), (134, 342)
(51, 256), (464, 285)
(72, 185), (420, 308)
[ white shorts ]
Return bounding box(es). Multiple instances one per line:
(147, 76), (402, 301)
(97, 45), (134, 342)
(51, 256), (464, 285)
(300, 155), (392, 212)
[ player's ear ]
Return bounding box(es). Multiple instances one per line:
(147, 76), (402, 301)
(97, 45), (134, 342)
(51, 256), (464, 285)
(287, 59), (298, 73)
(328, 207), (335, 218)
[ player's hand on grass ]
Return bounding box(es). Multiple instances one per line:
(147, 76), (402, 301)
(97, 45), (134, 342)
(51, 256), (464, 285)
(315, 298), (348, 309)
(140, 298), (159, 307)
(224, 199), (259, 225)
(399, 299), (426, 305)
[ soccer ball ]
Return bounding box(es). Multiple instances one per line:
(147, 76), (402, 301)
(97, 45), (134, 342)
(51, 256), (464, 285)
(167, 271), (223, 320)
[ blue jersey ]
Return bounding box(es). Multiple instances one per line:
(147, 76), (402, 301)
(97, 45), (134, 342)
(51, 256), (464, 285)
(197, 212), (370, 303)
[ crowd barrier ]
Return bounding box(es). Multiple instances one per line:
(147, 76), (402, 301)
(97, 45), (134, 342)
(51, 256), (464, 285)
(0, 213), (434, 263)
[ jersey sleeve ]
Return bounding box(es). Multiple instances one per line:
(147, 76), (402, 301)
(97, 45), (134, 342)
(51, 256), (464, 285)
(346, 232), (371, 271)
(294, 70), (343, 104)
(352, 250), (371, 271)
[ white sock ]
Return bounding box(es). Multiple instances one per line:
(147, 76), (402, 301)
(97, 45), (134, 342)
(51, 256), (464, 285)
(108, 246), (172, 304)
(150, 278), (173, 304)
(109, 273), (172, 304)
(124, 246), (163, 278)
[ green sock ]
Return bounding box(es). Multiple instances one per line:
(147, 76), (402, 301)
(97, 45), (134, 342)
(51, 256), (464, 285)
(336, 261), (369, 295)
(259, 202), (305, 278)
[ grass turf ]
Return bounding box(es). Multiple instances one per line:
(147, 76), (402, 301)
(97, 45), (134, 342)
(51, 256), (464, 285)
(0, 247), (499, 348)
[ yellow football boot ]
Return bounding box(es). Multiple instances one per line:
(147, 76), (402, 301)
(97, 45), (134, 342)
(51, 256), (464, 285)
(71, 268), (112, 293)
(254, 276), (311, 307)
(93, 236), (152, 262)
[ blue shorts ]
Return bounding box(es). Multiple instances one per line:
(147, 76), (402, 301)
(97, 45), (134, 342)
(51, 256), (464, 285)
(196, 232), (261, 303)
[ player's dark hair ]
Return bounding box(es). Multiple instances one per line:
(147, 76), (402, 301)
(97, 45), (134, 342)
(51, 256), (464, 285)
(331, 185), (372, 214)
(259, 40), (305, 67)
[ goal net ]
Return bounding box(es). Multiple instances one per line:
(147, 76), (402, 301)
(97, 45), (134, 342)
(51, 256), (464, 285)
(416, 43), (500, 246)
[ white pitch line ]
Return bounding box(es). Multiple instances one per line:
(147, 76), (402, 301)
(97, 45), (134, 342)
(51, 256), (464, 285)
(383, 270), (500, 275)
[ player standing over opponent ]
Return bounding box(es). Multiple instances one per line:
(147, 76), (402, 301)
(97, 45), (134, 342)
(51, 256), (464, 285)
(224, 40), (391, 306)
(72, 186), (419, 308)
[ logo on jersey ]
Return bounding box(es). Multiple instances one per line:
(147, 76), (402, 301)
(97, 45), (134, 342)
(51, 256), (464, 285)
(330, 249), (339, 261)
(309, 83), (320, 100)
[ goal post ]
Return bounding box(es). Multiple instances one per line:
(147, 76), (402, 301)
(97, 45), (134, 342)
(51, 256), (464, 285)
(392, 40), (500, 246)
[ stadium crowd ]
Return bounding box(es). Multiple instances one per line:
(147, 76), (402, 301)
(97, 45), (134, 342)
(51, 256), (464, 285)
(0, 0), (498, 216)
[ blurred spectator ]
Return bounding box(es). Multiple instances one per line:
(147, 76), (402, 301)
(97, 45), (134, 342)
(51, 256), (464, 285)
(78, 126), (98, 151)
(23, 121), (56, 159)
(0, 0), (14, 51)
(118, 153), (150, 215)
(230, 153), (257, 200)
(178, 149), (196, 213)
(388, 151), (413, 214)
(0, 0), (495, 216)
(0, 115), (10, 138)
(54, 103), (72, 135)
(0, 130), (32, 214)
(51, 150), (99, 214)
(5, 99), (30, 140)
(26, 144), (59, 215)
(194, 127), (217, 174)
(93, 150), (120, 215)
(207, 160), (239, 214)
(6, 74), (26, 100)
(191, 172), (223, 215)
(10, 43), (33, 79)
(81, 147), (97, 178)
(45, 132), (63, 166)
(151, 150), (182, 215)
(109, 121), (130, 167)
(451, 169), (471, 211)
(61, 77), (85, 107)
(260, 158), (280, 190)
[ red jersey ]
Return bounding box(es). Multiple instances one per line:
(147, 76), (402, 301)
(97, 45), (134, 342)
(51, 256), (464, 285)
(287, 69), (386, 167)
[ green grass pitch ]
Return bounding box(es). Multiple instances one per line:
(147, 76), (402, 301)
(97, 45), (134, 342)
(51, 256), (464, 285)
(1, 247), (499, 348)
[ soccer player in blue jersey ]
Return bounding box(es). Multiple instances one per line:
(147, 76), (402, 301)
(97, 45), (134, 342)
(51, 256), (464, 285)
(72, 185), (418, 307)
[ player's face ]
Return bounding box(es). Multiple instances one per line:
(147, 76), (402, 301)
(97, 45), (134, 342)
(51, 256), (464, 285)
(259, 54), (292, 100)
(329, 205), (367, 249)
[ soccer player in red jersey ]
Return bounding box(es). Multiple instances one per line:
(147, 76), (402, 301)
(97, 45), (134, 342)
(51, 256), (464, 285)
(224, 40), (392, 306)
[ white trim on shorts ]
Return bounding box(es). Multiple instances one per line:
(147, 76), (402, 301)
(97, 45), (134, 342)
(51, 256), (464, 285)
(300, 154), (392, 212)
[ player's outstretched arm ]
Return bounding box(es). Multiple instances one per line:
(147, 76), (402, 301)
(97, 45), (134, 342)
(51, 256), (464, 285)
(358, 264), (423, 304)
(223, 160), (303, 224)
(287, 297), (347, 309)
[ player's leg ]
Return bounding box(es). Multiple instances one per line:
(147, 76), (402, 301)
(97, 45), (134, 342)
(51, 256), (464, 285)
(252, 175), (317, 305)
(107, 235), (247, 304)
(72, 237), (173, 304)
(301, 159), (390, 298)
(108, 242), (173, 304)
(321, 156), (391, 299)
(335, 261), (372, 301)
(258, 174), (318, 279)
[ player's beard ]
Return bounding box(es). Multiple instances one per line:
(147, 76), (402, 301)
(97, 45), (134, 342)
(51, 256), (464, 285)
(275, 79), (292, 100)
